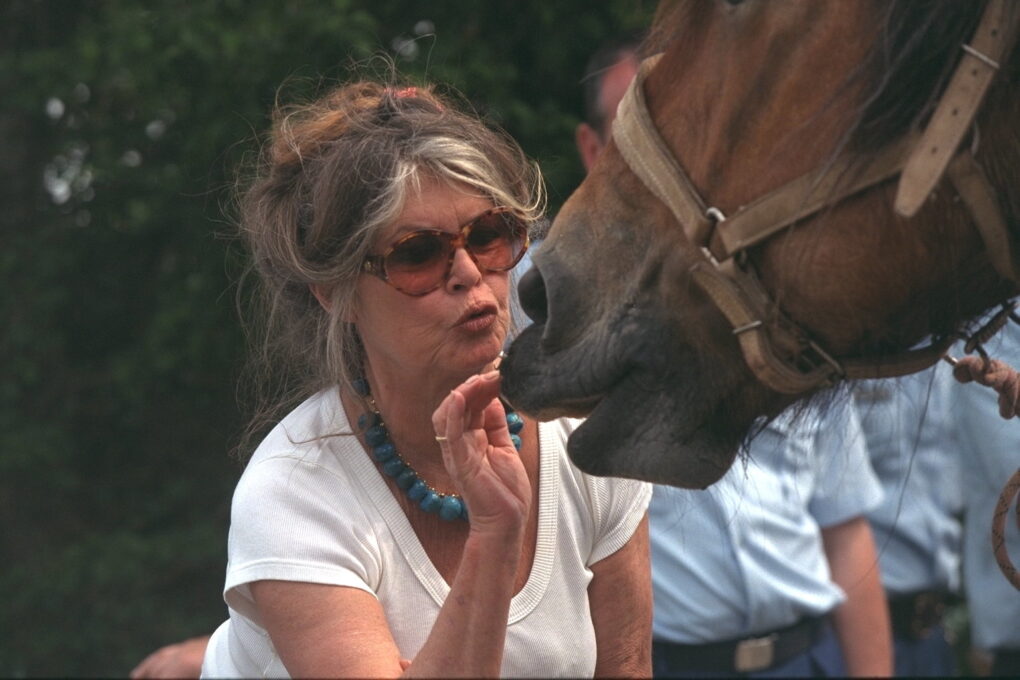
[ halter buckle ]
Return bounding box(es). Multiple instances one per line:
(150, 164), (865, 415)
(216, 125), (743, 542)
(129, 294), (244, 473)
(699, 246), (722, 268)
(732, 320), (764, 336)
(962, 43), (1001, 70)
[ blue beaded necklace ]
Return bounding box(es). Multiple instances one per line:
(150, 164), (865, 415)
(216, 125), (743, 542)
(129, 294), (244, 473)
(352, 377), (524, 522)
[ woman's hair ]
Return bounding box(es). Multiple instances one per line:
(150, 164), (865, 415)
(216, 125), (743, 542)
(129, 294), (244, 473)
(234, 78), (546, 459)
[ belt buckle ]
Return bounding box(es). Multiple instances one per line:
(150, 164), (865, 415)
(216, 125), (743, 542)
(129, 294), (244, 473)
(734, 633), (778, 673)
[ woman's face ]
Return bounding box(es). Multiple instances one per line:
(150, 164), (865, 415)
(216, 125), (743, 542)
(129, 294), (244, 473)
(353, 178), (512, 384)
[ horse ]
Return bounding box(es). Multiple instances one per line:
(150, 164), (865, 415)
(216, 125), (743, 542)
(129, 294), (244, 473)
(501, 0), (1020, 490)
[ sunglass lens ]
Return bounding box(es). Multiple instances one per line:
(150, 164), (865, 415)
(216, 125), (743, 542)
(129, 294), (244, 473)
(385, 232), (451, 294)
(467, 212), (527, 271)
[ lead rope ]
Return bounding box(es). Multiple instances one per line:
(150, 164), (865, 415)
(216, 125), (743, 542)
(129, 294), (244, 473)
(992, 468), (1020, 590)
(946, 302), (1020, 418)
(944, 302), (1020, 589)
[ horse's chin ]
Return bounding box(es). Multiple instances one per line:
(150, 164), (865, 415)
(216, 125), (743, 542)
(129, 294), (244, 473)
(501, 322), (744, 489)
(565, 371), (741, 489)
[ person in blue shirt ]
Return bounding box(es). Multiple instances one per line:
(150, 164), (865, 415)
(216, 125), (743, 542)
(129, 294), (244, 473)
(854, 366), (963, 676)
(649, 404), (890, 677)
(953, 321), (1020, 676)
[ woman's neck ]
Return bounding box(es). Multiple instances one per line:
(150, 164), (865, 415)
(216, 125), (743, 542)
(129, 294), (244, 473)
(347, 359), (497, 483)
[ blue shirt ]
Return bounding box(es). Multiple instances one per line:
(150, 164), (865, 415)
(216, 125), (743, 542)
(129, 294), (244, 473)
(853, 366), (963, 595)
(953, 324), (1020, 650)
(650, 401), (883, 643)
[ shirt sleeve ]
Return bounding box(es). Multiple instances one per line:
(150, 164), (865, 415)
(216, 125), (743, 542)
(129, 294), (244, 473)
(223, 453), (382, 627)
(808, 400), (884, 527)
(585, 473), (653, 565)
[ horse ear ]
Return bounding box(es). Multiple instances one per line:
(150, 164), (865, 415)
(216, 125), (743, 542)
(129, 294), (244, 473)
(575, 122), (605, 173)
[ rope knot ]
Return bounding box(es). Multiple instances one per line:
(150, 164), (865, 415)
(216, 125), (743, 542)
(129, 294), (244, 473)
(952, 355), (1020, 418)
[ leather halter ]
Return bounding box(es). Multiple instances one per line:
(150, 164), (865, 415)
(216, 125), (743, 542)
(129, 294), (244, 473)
(611, 0), (1019, 394)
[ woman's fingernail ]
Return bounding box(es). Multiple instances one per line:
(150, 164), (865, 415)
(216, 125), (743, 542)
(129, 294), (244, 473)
(481, 370), (500, 381)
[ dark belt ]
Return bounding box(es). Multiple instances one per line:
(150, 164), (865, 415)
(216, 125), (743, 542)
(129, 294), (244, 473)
(653, 616), (827, 674)
(992, 649), (1020, 675)
(887, 590), (952, 640)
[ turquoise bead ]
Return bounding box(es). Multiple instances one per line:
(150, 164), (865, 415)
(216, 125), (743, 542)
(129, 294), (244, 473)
(407, 479), (428, 501)
(506, 411), (524, 434)
(396, 468), (417, 490)
(365, 425), (388, 447)
(357, 411), (380, 431)
(438, 496), (464, 521)
(372, 443), (396, 462)
(420, 491), (442, 513)
(352, 378), (370, 396)
(383, 458), (405, 477)
(355, 377), (514, 523)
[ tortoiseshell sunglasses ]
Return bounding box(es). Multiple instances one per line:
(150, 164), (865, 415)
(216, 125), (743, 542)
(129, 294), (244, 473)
(362, 208), (530, 296)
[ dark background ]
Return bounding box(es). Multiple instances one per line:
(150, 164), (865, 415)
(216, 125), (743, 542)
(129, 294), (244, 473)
(1, 1), (653, 675)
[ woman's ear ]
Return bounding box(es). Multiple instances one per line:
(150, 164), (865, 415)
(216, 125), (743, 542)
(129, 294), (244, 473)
(310, 283), (357, 323)
(309, 284), (332, 312)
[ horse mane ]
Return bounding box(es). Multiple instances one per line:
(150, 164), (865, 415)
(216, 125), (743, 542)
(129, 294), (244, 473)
(644, 1), (999, 152)
(847, 1), (988, 152)
(643, 0), (1020, 241)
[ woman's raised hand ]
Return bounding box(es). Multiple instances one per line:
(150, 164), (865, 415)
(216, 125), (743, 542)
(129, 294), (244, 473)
(432, 371), (531, 534)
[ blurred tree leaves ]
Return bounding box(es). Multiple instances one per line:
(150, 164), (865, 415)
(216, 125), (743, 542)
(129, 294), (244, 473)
(1, 0), (651, 675)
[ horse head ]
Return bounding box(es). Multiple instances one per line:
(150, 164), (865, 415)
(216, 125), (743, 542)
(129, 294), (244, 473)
(502, 0), (1020, 488)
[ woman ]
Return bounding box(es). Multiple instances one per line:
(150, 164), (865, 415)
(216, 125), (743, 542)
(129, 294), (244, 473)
(200, 81), (652, 678)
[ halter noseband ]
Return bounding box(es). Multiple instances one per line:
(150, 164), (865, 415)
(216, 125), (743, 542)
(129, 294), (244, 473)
(612, 0), (1020, 394)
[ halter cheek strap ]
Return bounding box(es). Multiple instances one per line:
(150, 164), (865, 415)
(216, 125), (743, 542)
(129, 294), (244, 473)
(610, 0), (1019, 394)
(896, 0), (1019, 217)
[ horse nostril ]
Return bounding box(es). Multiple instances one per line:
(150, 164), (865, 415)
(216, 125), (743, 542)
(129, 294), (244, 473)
(518, 266), (548, 325)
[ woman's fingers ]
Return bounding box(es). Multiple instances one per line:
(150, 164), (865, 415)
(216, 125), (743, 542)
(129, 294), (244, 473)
(431, 371), (531, 531)
(433, 372), (501, 439)
(433, 389), (466, 444)
(433, 390), (467, 479)
(451, 372), (514, 447)
(431, 371), (514, 478)
(456, 371), (502, 429)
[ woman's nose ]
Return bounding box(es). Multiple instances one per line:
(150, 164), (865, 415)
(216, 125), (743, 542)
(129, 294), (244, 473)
(446, 246), (483, 290)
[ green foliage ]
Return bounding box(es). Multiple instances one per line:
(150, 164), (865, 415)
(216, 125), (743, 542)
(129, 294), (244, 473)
(1, 0), (652, 675)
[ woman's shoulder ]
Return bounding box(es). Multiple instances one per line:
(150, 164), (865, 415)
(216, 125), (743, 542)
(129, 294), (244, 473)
(248, 388), (356, 465)
(238, 388), (362, 499)
(230, 389), (378, 543)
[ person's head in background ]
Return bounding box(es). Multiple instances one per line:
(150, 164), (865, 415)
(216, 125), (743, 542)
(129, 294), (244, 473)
(508, 33), (641, 334)
(575, 33), (642, 172)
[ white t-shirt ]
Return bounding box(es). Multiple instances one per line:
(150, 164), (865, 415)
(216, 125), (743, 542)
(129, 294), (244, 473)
(202, 388), (651, 678)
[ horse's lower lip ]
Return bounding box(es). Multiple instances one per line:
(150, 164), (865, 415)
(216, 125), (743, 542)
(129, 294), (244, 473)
(564, 366), (739, 488)
(549, 392), (605, 418)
